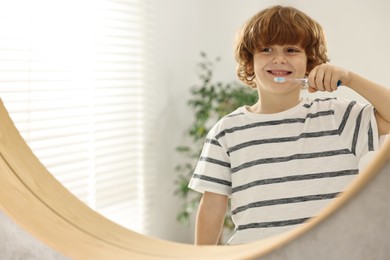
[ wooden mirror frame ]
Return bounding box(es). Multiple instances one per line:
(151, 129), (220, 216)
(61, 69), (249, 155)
(0, 98), (389, 259)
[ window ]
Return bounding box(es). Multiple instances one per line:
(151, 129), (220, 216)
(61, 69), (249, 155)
(0, 0), (153, 233)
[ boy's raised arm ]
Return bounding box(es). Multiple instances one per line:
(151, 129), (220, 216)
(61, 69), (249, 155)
(308, 64), (390, 135)
(347, 72), (390, 135)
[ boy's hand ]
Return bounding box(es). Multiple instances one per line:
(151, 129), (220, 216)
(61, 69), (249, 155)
(307, 64), (350, 93)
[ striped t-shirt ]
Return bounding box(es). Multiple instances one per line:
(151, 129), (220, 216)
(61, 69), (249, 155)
(188, 97), (379, 245)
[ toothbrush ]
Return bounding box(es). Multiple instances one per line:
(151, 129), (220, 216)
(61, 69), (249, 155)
(274, 77), (341, 88)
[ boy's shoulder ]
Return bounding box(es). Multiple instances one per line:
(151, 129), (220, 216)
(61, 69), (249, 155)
(218, 106), (246, 124)
(207, 106), (246, 136)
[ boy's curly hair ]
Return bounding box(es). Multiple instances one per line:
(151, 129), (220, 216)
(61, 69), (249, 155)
(235, 5), (329, 88)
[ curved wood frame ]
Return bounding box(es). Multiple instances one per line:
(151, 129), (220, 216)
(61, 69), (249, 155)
(0, 98), (389, 259)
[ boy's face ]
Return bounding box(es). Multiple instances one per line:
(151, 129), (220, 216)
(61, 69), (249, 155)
(252, 44), (308, 92)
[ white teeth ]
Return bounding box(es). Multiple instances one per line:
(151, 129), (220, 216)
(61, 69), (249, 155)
(270, 71), (289, 75)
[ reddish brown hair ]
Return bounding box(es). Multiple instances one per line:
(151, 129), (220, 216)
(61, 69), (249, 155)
(235, 5), (329, 88)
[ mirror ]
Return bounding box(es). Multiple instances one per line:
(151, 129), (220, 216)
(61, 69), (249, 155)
(0, 0), (389, 246)
(0, 99), (389, 258)
(150, 0), (390, 243)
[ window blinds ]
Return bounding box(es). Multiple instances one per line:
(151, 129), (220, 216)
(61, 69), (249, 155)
(0, 0), (152, 233)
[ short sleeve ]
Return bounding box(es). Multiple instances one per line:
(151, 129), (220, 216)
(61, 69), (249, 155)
(188, 121), (232, 196)
(333, 98), (380, 160)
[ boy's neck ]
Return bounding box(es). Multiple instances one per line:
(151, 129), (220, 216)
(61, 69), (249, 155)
(249, 92), (302, 114)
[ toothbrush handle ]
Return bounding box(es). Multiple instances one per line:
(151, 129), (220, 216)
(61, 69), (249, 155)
(305, 79), (342, 87)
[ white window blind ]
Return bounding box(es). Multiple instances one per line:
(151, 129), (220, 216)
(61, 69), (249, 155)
(0, 0), (153, 233)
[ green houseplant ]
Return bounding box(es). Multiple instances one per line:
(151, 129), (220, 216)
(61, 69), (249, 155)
(174, 52), (257, 236)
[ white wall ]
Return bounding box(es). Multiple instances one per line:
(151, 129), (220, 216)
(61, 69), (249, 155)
(146, 0), (390, 244)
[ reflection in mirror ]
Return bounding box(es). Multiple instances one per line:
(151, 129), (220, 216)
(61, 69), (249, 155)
(186, 5), (389, 245)
(0, 0), (389, 245)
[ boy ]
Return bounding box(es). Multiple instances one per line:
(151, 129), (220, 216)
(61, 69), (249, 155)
(188, 5), (390, 245)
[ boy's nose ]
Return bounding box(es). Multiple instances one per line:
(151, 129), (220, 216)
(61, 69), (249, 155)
(272, 54), (287, 64)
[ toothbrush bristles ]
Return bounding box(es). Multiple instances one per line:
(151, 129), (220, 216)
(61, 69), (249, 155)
(274, 77), (287, 83)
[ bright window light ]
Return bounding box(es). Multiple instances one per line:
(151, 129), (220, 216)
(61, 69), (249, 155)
(0, 0), (152, 234)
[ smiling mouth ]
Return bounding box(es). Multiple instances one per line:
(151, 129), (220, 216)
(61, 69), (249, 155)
(267, 70), (292, 76)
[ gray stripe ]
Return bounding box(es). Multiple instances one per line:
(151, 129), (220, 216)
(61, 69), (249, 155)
(232, 169), (358, 193)
(337, 101), (356, 133)
(351, 105), (367, 155)
(216, 118), (305, 139)
(232, 192), (339, 215)
(302, 97), (336, 108)
(229, 129), (338, 154)
(200, 156), (231, 168)
(237, 217), (310, 230)
(231, 149), (352, 174)
(192, 173), (232, 187)
(216, 110), (334, 140)
(368, 121), (374, 151)
(205, 138), (221, 147)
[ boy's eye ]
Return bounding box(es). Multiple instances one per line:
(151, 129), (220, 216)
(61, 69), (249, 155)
(286, 47), (301, 53)
(260, 47), (272, 53)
